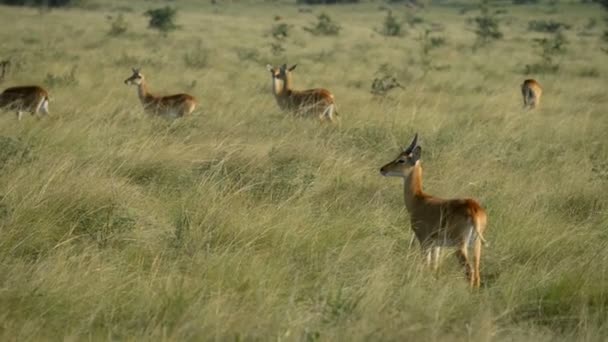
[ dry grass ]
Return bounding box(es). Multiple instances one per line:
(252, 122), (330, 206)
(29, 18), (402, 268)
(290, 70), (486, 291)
(0, 1), (607, 340)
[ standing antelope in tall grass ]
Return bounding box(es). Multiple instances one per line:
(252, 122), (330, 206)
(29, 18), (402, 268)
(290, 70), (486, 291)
(266, 64), (338, 123)
(380, 134), (488, 288)
(0, 85), (50, 120)
(124, 68), (197, 118)
(521, 79), (542, 110)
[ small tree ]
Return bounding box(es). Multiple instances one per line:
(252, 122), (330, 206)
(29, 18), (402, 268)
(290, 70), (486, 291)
(417, 28), (446, 74)
(471, 0), (503, 47)
(379, 10), (403, 37)
(108, 14), (129, 36)
(145, 6), (178, 33)
(304, 13), (341, 36)
(524, 30), (568, 74)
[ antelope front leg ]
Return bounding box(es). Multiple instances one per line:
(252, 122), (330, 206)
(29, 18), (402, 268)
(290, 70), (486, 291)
(431, 246), (441, 272)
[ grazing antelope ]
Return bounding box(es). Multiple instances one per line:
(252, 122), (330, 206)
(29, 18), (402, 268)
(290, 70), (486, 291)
(266, 64), (338, 123)
(380, 134), (488, 288)
(521, 79), (542, 110)
(124, 68), (197, 118)
(0, 85), (50, 120)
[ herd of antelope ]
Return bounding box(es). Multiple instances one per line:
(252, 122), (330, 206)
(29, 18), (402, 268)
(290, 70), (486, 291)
(0, 59), (544, 288)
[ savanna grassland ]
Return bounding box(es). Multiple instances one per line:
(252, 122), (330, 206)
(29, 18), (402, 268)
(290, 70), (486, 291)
(0, 0), (607, 340)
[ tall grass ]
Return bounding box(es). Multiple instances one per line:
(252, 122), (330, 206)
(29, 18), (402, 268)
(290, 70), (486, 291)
(0, 1), (607, 340)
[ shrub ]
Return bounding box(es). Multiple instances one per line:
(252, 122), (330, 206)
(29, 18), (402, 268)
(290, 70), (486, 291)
(417, 28), (447, 73)
(236, 48), (260, 63)
(0, 0), (85, 6)
(304, 13), (341, 36)
(183, 43), (209, 69)
(296, 0), (359, 4)
(271, 23), (290, 40)
(471, 0), (503, 47)
(270, 42), (285, 56)
(578, 67), (600, 78)
(44, 66), (78, 87)
(524, 30), (568, 74)
(405, 12), (425, 27)
(108, 14), (129, 36)
(528, 20), (571, 33)
(371, 64), (403, 95)
(379, 10), (402, 37)
(0, 136), (31, 171)
(144, 6), (178, 33)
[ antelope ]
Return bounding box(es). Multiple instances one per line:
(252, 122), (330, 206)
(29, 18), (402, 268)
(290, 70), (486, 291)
(0, 85), (50, 120)
(124, 68), (197, 118)
(379, 134), (488, 288)
(521, 79), (542, 110)
(266, 64), (338, 123)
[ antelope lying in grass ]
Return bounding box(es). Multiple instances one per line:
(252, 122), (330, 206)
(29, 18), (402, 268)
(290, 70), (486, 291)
(266, 64), (338, 123)
(521, 79), (542, 110)
(124, 68), (197, 118)
(380, 134), (488, 288)
(0, 85), (50, 120)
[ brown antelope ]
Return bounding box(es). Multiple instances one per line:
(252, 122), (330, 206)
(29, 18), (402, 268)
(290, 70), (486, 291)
(124, 68), (197, 118)
(266, 64), (338, 123)
(0, 85), (50, 120)
(521, 79), (542, 110)
(380, 134), (488, 288)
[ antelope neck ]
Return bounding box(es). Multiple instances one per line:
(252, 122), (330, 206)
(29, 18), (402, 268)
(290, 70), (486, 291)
(403, 162), (424, 211)
(136, 81), (151, 103)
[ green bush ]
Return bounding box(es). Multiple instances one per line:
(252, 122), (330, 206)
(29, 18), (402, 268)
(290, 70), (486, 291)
(108, 14), (129, 36)
(271, 23), (290, 40)
(524, 30), (568, 74)
(0, 0), (85, 6)
(296, 0), (359, 4)
(379, 11), (402, 37)
(528, 20), (571, 33)
(44, 66), (79, 87)
(304, 13), (341, 36)
(144, 6), (178, 33)
(471, 0), (503, 47)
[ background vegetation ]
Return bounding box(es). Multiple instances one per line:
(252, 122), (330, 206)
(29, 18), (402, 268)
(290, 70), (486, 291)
(0, 0), (607, 340)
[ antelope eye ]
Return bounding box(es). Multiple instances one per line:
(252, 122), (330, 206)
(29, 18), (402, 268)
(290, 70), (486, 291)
(397, 159), (405, 164)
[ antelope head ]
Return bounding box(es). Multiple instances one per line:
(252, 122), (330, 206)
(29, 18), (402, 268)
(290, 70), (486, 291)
(124, 68), (144, 86)
(380, 133), (421, 177)
(266, 64), (297, 91)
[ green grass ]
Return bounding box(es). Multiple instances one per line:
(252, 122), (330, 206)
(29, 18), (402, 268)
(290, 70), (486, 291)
(0, 0), (607, 340)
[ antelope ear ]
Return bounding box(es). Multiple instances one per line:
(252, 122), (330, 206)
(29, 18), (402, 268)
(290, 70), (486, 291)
(266, 64), (273, 72)
(411, 146), (422, 162)
(288, 64), (297, 71)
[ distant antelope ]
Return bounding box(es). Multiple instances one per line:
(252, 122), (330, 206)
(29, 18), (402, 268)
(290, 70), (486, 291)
(266, 64), (338, 123)
(124, 68), (197, 118)
(521, 79), (542, 109)
(0, 85), (50, 120)
(380, 134), (488, 288)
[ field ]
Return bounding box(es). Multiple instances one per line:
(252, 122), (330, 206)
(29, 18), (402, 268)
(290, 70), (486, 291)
(0, 0), (607, 340)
